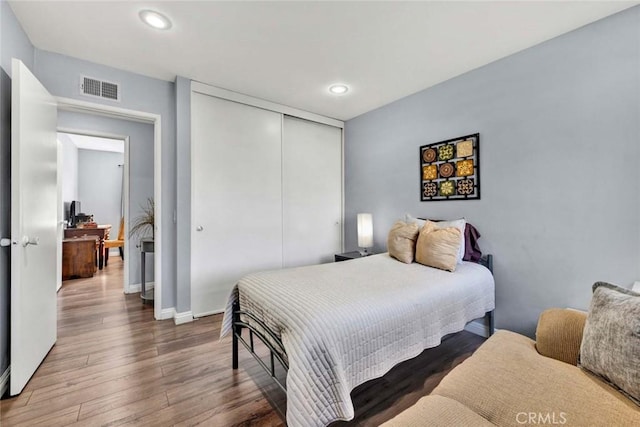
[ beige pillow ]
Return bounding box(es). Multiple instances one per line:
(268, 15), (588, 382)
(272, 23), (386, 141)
(387, 221), (420, 264)
(579, 282), (640, 405)
(415, 221), (461, 272)
(405, 214), (466, 263)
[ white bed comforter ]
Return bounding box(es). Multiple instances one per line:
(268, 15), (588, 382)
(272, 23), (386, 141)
(220, 253), (495, 427)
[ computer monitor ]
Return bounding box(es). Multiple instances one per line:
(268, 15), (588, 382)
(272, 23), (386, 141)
(69, 200), (81, 227)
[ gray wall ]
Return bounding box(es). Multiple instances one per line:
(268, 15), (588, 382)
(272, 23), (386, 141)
(77, 148), (124, 253)
(0, 0), (35, 381)
(58, 134), (78, 209)
(33, 49), (175, 308)
(58, 111), (154, 285)
(345, 6), (640, 337)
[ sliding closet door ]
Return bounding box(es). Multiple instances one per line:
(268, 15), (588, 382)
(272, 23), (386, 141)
(191, 93), (283, 317)
(283, 116), (342, 267)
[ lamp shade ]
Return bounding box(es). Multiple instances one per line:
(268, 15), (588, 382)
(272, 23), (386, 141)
(357, 213), (373, 248)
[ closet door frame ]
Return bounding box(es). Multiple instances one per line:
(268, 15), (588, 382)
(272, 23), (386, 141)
(190, 82), (345, 316)
(191, 82), (344, 129)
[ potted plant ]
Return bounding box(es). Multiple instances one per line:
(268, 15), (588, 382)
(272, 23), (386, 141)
(130, 197), (155, 241)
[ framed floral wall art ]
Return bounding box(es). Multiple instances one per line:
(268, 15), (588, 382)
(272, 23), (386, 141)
(420, 133), (480, 201)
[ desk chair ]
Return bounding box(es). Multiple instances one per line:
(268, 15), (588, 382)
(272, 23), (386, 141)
(104, 218), (125, 266)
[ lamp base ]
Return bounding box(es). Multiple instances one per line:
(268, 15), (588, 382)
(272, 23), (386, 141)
(359, 248), (371, 257)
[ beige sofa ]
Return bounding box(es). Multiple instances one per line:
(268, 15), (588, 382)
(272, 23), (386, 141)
(383, 309), (640, 427)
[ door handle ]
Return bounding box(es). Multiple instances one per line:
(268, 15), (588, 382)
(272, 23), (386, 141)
(22, 236), (39, 247)
(196, 226), (204, 232)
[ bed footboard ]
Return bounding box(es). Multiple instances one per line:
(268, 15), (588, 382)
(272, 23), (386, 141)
(232, 300), (240, 370)
(231, 299), (289, 392)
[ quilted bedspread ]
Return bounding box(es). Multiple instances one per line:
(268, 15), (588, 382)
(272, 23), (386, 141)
(221, 253), (495, 427)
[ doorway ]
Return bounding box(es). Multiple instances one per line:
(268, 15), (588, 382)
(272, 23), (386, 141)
(58, 132), (130, 296)
(55, 100), (162, 318)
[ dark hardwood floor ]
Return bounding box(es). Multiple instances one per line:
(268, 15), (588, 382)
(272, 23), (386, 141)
(0, 258), (485, 426)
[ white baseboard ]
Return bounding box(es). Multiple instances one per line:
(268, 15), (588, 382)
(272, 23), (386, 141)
(174, 311), (194, 325)
(125, 282), (155, 294)
(464, 319), (489, 338)
(157, 307), (175, 321)
(156, 308), (193, 325)
(0, 365), (10, 398)
(124, 285), (137, 294)
(193, 309), (224, 318)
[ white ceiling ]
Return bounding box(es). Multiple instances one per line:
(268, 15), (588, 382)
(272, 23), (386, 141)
(10, 1), (637, 120)
(59, 133), (125, 153)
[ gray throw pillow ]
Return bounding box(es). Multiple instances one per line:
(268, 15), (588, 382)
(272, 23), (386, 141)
(579, 282), (640, 406)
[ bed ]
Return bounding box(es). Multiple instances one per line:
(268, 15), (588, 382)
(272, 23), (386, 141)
(220, 252), (495, 427)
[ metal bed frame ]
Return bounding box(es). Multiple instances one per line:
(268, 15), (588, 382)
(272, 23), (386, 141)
(232, 254), (495, 393)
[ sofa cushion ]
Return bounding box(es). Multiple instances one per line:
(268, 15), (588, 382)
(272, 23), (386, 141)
(432, 330), (640, 427)
(579, 282), (640, 405)
(382, 395), (494, 427)
(535, 308), (587, 366)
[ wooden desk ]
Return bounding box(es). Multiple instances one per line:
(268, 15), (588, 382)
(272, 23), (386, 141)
(62, 236), (98, 280)
(64, 225), (112, 270)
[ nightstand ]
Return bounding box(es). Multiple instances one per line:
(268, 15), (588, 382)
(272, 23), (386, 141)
(335, 251), (371, 262)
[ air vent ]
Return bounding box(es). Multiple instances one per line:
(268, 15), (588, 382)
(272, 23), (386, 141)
(82, 77), (101, 97)
(80, 76), (120, 102)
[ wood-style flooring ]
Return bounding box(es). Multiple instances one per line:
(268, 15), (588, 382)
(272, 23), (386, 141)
(0, 258), (485, 426)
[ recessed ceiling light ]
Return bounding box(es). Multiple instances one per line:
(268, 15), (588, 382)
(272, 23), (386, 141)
(329, 84), (349, 95)
(139, 10), (172, 30)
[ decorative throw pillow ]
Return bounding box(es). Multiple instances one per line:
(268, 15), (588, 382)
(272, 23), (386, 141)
(415, 221), (461, 272)
(579, 282), (640, 405)
(387, 221), (420, 264)
(432, 219), (466, 263)
(404, 213), (426, 229)
(405, 214), (466, 263)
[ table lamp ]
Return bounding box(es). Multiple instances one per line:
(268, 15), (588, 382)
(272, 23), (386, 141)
(357, 213), (373, 256)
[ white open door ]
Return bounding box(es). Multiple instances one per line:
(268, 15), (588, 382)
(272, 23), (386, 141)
(10, 58), (58, 395)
